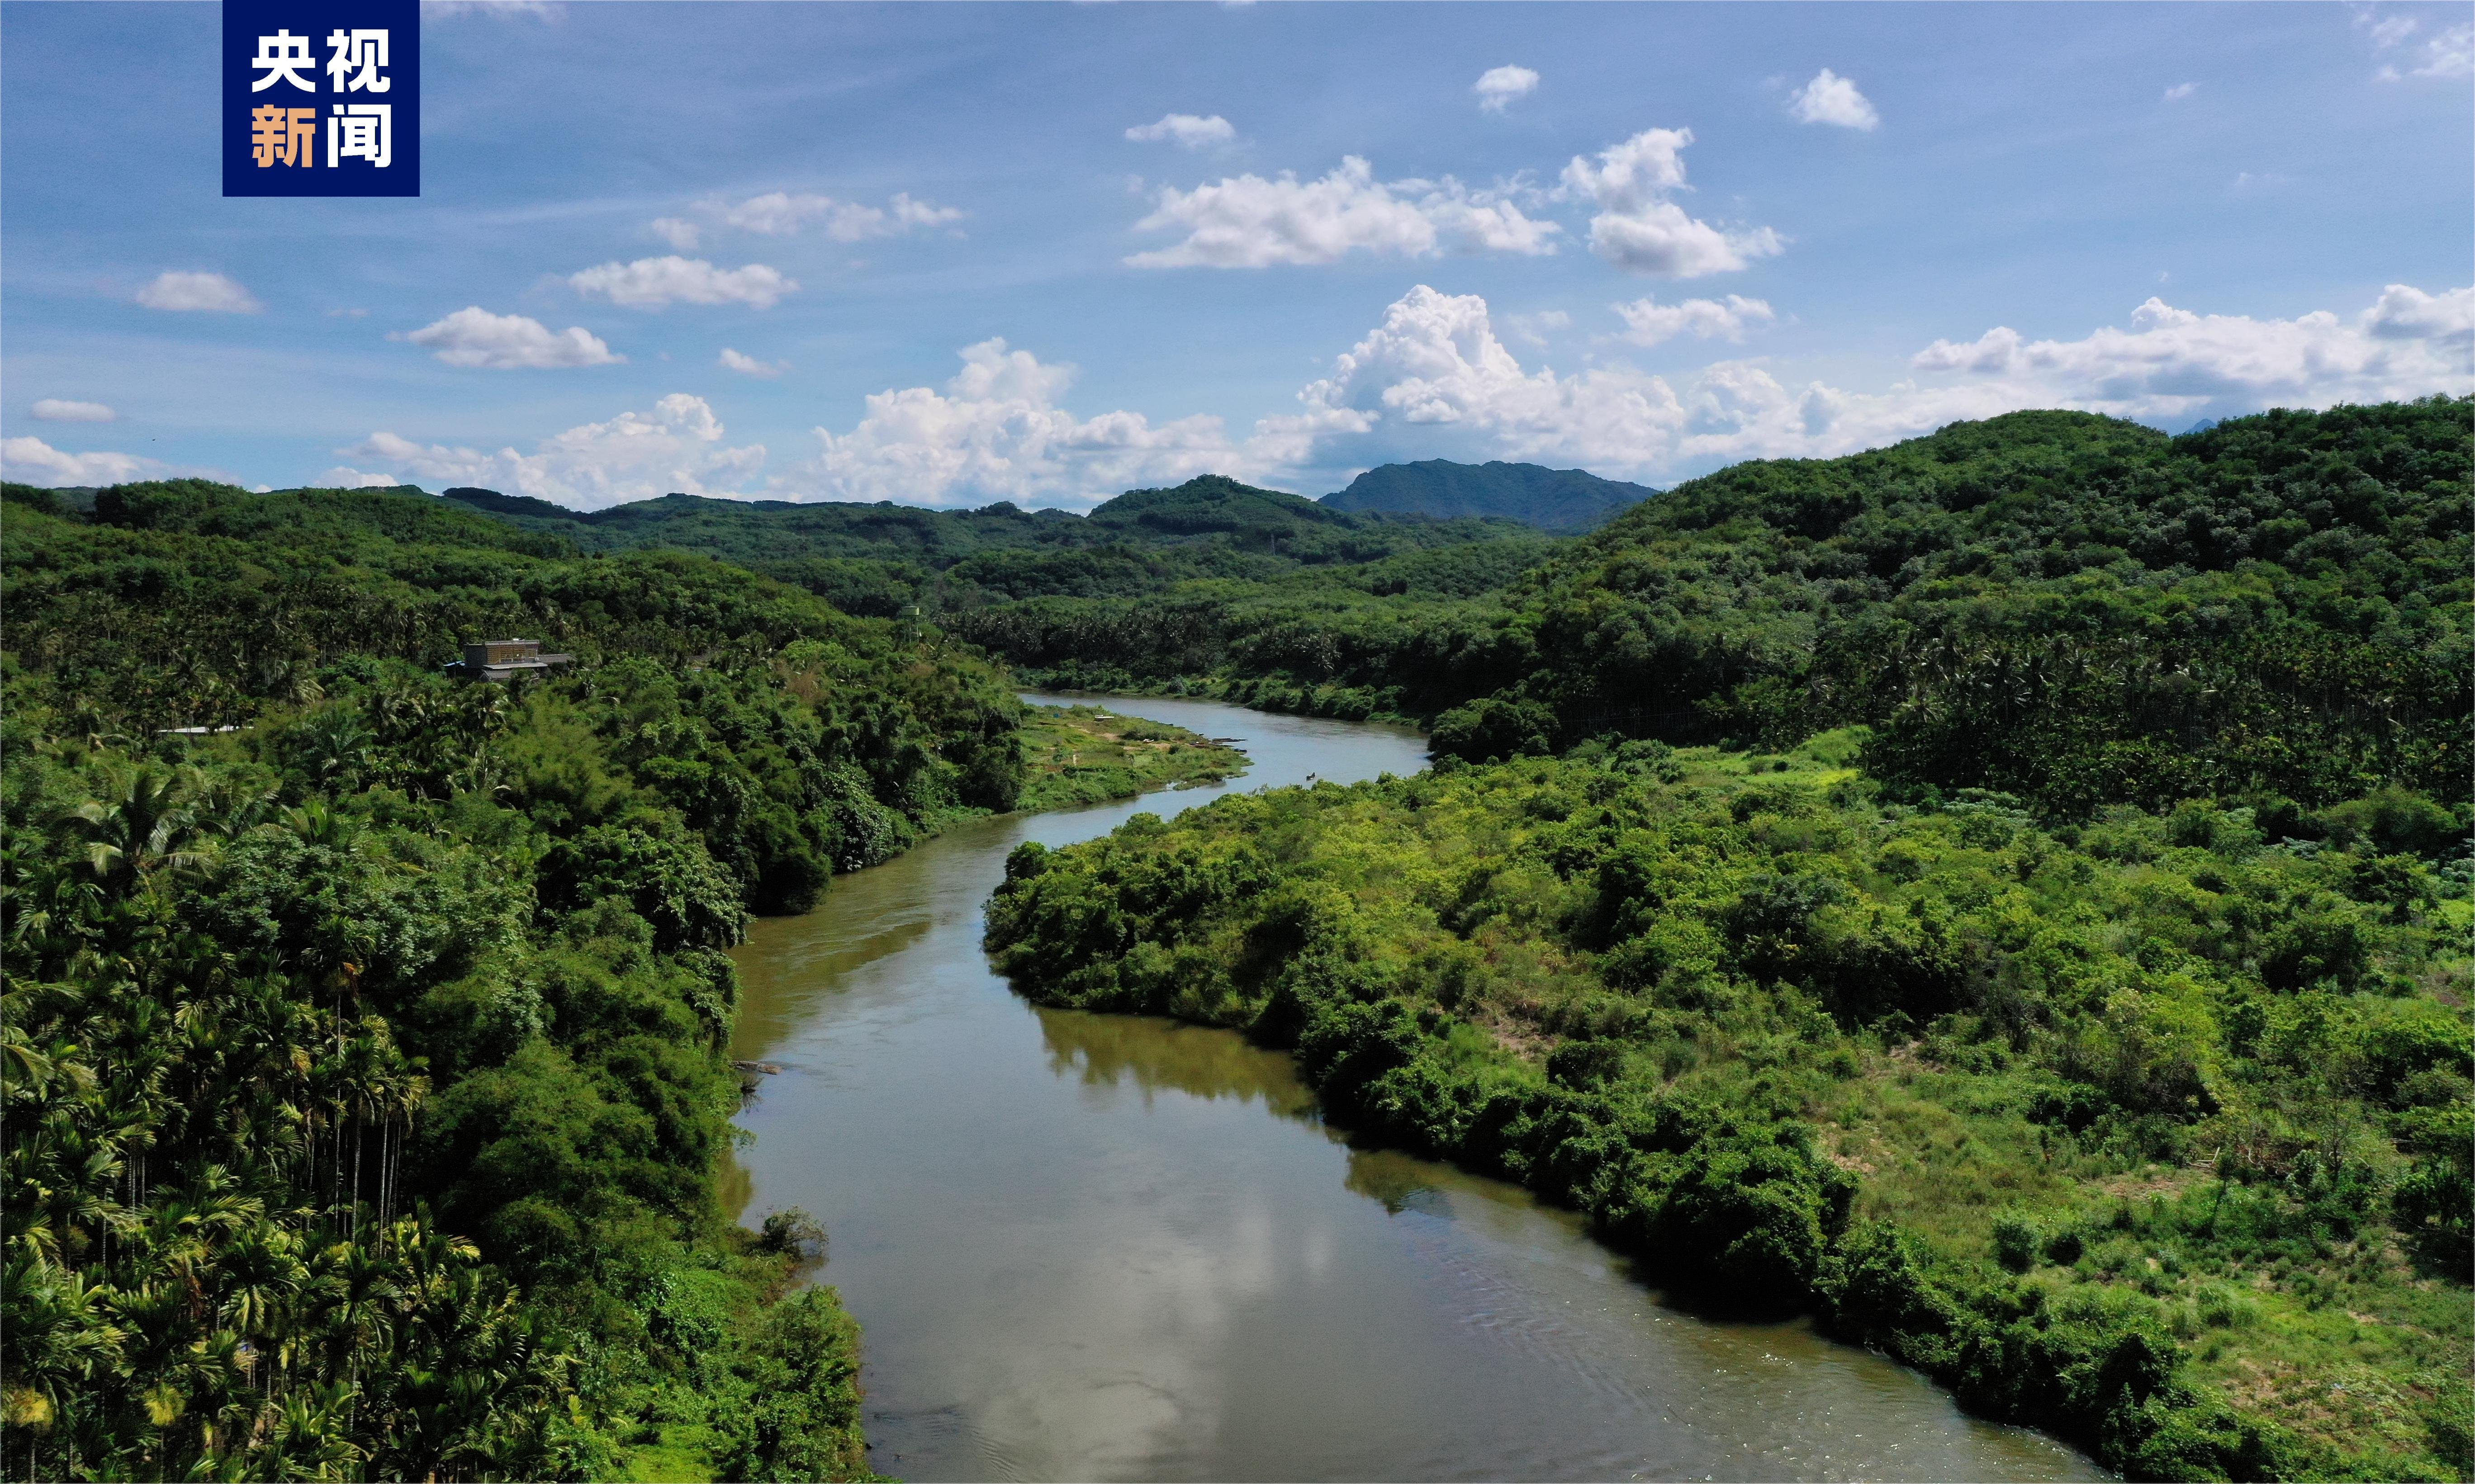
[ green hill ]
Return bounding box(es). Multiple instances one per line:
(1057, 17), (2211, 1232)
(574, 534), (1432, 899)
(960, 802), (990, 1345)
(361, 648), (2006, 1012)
(426, 474), (1541, 618)
(979, 397), (2475, 1481)
(1320, 458), (1656, 532)
(2, 473), (1065, 1477)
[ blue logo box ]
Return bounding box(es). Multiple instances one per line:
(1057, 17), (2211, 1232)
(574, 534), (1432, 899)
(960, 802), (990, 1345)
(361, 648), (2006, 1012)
(223, 0), (419, 197)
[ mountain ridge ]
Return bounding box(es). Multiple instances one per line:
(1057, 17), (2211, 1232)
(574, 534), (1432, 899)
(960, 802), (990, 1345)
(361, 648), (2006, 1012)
(1320, 458), (1655, 533)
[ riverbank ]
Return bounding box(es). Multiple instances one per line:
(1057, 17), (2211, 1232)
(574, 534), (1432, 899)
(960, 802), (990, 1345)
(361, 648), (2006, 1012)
(604, 698), (1246, 1482)
(986, 736), (2474, 1481)
(1014, 702), (1247, 812)
(725, 696), (2098, 1482)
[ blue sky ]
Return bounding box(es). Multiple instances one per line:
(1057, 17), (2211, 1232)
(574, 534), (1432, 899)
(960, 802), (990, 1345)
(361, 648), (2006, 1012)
(4, 1), (2470, 509)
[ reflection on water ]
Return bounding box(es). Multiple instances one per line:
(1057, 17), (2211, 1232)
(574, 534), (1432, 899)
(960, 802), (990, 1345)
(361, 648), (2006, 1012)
(1038, 1007), (1320, 1122)
(729, 695), (2102, 1482)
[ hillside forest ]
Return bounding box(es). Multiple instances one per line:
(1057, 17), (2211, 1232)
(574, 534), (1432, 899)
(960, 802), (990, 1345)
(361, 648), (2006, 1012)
(0, 478), (1228, 1480)
(982, 398), (2475, 1481)
(3, 394), (2469, 1483)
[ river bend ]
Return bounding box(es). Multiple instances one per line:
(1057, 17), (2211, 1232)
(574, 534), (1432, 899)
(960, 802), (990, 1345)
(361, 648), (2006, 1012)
(727, 696), (2099, 1482)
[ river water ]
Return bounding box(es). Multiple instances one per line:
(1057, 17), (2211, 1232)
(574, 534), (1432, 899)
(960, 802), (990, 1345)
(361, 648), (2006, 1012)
(727, 695), (2100, 1482)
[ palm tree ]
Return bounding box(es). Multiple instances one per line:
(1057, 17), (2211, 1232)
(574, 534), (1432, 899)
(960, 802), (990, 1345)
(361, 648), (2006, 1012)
(66, 767), (213, 894)
(293, 709), (378, 794)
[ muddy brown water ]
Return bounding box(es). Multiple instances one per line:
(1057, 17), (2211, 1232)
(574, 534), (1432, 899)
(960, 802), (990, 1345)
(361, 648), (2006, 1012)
(727, 695), (2101, 1482)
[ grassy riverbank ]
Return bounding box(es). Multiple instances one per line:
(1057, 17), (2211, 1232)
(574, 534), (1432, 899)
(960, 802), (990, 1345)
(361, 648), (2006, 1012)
(986, 739), (2473, 1481)
(1015, 703), (1247, 812)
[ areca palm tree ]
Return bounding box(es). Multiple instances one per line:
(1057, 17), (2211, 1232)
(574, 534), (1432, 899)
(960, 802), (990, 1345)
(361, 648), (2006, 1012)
(68, 767), (215, 895)
(293, 709), (378, 794)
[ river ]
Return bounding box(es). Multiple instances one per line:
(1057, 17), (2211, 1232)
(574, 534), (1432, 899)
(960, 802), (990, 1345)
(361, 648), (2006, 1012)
(727, 695), (2100, 1482)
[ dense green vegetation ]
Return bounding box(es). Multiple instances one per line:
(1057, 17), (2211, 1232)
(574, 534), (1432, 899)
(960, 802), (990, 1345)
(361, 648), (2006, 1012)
(987, 737), (2473, 1480)
(973, 402), (2475, 827)
(1321, 458), (1654, 532)
(5, 395), (2465, 1481)
(0, 477), (1231, 1480)
(980, 399), (2472, 1480)
(431, 473), (1545, 621)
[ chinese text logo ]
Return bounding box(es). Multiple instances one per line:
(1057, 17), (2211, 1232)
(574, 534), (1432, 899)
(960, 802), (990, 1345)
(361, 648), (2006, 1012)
(224, 2), (418, 197)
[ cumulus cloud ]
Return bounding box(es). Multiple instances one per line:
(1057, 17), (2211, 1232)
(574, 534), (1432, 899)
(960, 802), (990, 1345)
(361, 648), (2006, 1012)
(569, 256), (797, 309)
(1, 436), (162, 487)
(1787, 69), (1879, 130)
(650, 216), (701, 250)
(1557, 128), (1782, 277)
(716, 190), (963, 240)
(1125, 113), (1237, 148)
(313, 467), (412, 488)
(2365, 283), (2475, 344)
(1127, 156), (1559, 268)
(400, 307), (624, 369)
(1907, 288), (2475, 415)
(1503, 309), (1571, 348)
(2162, 81), (2198, 102)
(332, 394), (765, 510)
(789, 339), (1258, 507)
(31, 399), (117, 422)
(1473, 65), (1539, 113)
(135, 271), (262, 313)
(719, 347), (788, 377)
(1257, 281), (2475, 487)
(1612, 293), (1777, 346)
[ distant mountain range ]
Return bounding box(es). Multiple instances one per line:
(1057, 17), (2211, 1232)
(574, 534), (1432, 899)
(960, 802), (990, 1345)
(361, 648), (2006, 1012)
(1320, 460), (1655, 533)
(431, 473), (1509, 565)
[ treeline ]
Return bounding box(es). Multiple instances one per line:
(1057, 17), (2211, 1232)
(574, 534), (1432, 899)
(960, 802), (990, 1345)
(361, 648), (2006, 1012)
(429, 473), (1548, 621)
(986, 739), (2473, 1480)
(973, 397), (2473, 1481)
(952, 401), (2475, 821)
(1, 479), (1046, 1479)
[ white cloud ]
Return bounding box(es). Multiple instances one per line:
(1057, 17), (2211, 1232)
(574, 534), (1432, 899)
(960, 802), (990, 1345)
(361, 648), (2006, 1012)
(1473, 65), (1540, 113)
(2162, 81), (2198, 102)
(719, 347), (788, 377)
(1787, 69), (1879, 130)
(2361, 9), (2472, 79)
(1127, 156), (1559, 268)
(336, 394), (766, 510)
(1503, 309), (1571, 348)
(313, 467), (412, 488)
(789, 339), (1266, 508)
(2360, 12), (2419, 48)
(1256, 281), (2475, 487)
(569, 255), (797, 309)
(1557, 128), (1783, 277)
(716, 190), (962, 241)
(1, 436), (161, 487)
(2404, 24), (2473, 78)
(1904, 287), (2475, 418)
(1612, 293), (1777, 346)
(1125, 113), (1237, 148)
(31, 399), (117, 422)
(400, 307), (624, 369)
(650, 216), (701, 250)
(2365, 283), (2475, 344)
(423, 0), (562, 17)
(134, 271), (262, 313)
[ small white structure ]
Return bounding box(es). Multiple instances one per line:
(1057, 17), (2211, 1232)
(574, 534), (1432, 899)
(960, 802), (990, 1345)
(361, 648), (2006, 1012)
(454, 638), (574, 682)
